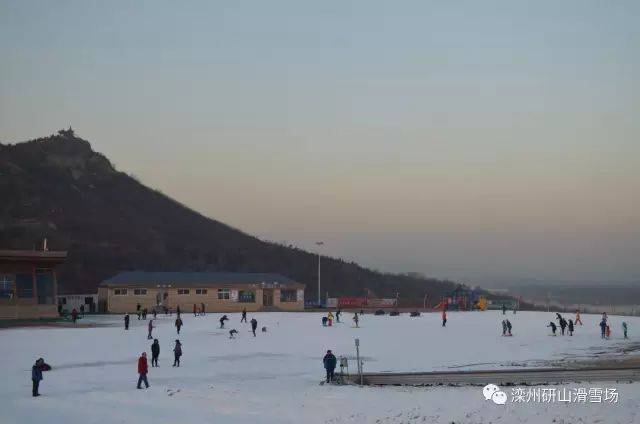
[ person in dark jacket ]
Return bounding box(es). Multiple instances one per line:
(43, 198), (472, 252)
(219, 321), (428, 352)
(201, 303), (205, 316)
(321, 316), (328, 327)
(151, 339), (160, 367)
(193, 303), (197, 317)
(176, 305), (181, 317)
(336, 310), (342, 323)
(241, 308), (247, 323)
(147, 319), (154, 340)
(506, 319), (512, 336)
(548, 321), (557, 335)
(153, 308), (157, 319)
(219, 315), (229, 329)
(137, 352), (149, 389)
(32, 358), (44, 396)
(173, 340), (182, 367)
(353, 313), (359, 328)
(600, 319), (607, 339)
(568, 319), (575, 336)
(124, 314), (130, 330)
(502, 304), (506, 315)
(250, 318), (258, 336)
(441, 309), (447, 327)
(323, 350), (337, 383)
(501, 320), (507, 336)
(80, 304), (85, 318)
(175, 317), (183, 334)
(559, 318), (567, 335)
(71, 308), (78, 324)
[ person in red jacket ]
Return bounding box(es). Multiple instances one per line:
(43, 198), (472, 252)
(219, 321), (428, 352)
(137, 352), (149, 389)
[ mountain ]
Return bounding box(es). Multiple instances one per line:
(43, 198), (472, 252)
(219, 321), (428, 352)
(0, 129), (461, 302)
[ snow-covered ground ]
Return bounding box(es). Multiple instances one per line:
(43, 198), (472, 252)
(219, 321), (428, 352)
(1, 311), (639, 423)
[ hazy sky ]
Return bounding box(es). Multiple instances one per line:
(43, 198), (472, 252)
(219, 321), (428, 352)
(1, 1), (639, 284)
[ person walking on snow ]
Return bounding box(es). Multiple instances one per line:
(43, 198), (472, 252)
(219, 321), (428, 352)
(219, 315), (229, 329)
(442, 309), (447, 327)
(502, 304), (506, 315)
(327, 312), (334, 326)
(147, 319), (154, 340)
(575, 310), (583, 325)
(151, 339), (160, 367)
(323, 350), (337, 383)
(548, 321), (557, 335)
(175, 317), (183, 334)
(559, 317), (567, 336)
(31, 358), (44, 397)
(137, 352), (149, 389)
(568, 319), (574, 336)
(322, 316), (328, 327)
(506, 319), (512, 336)
(353, 313), (359, 328)
(599, 318), (607, 339)
(501, 320), (507, 336)
(173, 340), (182, 367)
(336, 309), (342, 323)
(241, 308), (247, 323)
(250, 318), (258, 336)
(622, 322), (628, 339)
(124, 313), (130, 330)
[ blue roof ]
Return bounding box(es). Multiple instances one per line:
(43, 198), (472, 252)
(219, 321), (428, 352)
(101, 271), (303, 288)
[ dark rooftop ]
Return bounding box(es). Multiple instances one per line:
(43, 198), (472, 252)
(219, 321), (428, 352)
(101, 271), (303, 288)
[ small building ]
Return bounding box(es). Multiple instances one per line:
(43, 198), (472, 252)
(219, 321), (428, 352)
(0, 249), (67, 319)
(98, 271), (305, 313)
(57, 293), (98, 314)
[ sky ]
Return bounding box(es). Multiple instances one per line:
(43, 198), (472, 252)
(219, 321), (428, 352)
(1, 0), (639, 284)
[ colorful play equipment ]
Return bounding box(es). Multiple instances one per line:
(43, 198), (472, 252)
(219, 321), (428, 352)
(434, 286), (487, 311)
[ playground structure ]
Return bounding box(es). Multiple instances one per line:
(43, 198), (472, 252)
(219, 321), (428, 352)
(433, 286), (488, 311)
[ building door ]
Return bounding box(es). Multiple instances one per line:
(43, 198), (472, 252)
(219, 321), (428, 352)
(263, 289), (273, 307)
(36, 270), (55, 305)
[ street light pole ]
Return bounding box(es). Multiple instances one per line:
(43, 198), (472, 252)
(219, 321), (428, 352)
(316, 241), (324, 306)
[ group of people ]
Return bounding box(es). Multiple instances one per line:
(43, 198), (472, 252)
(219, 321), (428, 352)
(544, 310), (629, 340)
(501, 319), (513, 336)
(137, 339), (183, 389)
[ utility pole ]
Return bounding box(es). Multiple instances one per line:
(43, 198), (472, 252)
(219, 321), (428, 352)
(316, 241), (324, 307)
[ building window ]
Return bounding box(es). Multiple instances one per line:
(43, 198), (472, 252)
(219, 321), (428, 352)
(280, 289), (298, 302)
(114, 289), (128, 295)
(177, 289), (190, 295)
(133, 289), (148, 295)
(0, 274), (14, 299)
(196, 289), (208, 295)
(218, 288), (230, 300)
(238, 290), (255, 303)
(16, 274), (34, 298)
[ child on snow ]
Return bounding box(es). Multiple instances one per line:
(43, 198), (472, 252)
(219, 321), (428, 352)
(229, 329), (238, 339)
(151, 339), (160, 367)
(251, 318), (258, 336)
(353, 313), (359, 328)
(548, 321), (557, 335)
(175, 317), (183, 334)
(501, 320), (507, 336)
(568, 319), (574, 336)
(575, 310), (583, 325)
(506, 319), (512, 336)
(147, 319), (154, 340)
(173, 340), (182, 367)
(599, 319), (607, 339)
(219, 315), (229, 329)
(623, 322), (628, 339)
